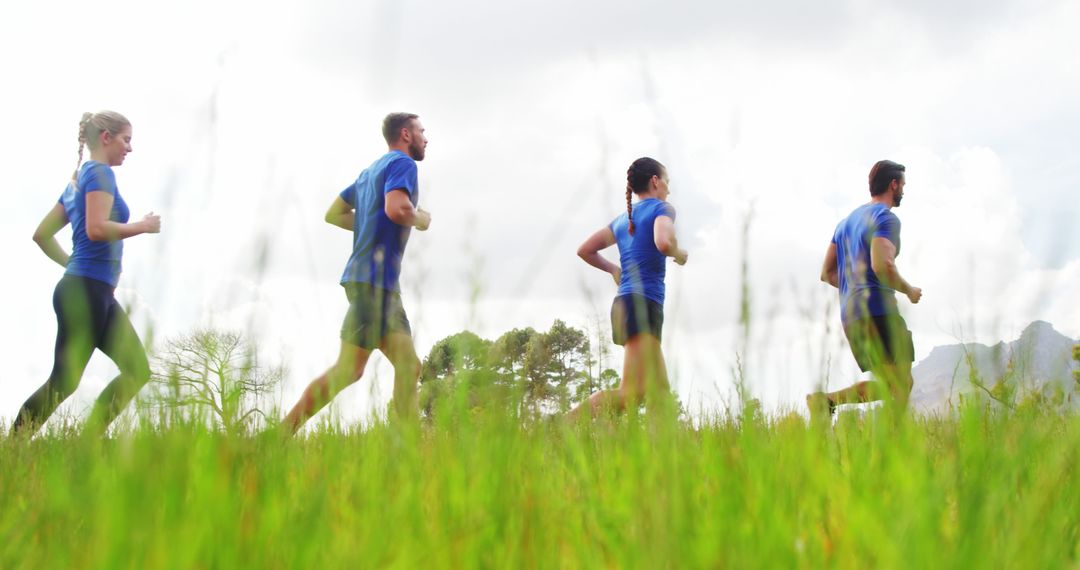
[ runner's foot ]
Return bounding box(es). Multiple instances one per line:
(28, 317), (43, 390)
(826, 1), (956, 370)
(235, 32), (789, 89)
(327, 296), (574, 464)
(806, 392), (836, 421)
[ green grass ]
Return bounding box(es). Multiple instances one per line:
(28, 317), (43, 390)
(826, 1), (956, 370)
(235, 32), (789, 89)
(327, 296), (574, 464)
(2, 403), (1078, 569)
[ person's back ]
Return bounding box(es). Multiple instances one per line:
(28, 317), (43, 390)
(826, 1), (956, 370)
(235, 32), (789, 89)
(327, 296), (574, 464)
(833, 202), (901, 324)
(339, 149), (418, 291)
(611, 198), (676, 306)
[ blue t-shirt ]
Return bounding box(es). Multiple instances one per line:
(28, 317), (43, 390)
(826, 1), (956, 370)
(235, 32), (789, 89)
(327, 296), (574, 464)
(339, 150), (419, 292)
(610, 198), (677, 305)
(832, 202), (901, 324)
(60, 161), (130, 287)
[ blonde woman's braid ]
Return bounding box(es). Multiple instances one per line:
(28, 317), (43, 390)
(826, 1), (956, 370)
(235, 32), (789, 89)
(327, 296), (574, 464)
(72, 112), (92, 185)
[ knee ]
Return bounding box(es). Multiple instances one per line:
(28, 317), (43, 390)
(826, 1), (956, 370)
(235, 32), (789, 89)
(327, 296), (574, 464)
(394, 354), (421, 380)
(49, 377), (80, 401)
(46, 367), (82, 400)
(125, 352), (152, 386)
(622, 384), (646, 408)
(332, 354), (367, 384)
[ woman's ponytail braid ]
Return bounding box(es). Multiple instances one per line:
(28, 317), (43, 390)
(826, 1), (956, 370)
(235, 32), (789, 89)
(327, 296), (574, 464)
(623, 157), (666, 237)
(626, 164), (637, 236)
(72, 112), (93, 186)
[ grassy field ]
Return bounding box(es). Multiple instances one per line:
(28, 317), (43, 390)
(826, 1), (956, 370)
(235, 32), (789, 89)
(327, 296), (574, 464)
(2, 402), (1078, 569)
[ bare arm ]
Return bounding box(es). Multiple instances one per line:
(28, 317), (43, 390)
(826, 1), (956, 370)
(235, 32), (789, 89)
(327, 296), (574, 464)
(385, 189), (430, 230)
(85, 191), (160, 242)
(33, 203), (71, 268)
(653, 215), (688, 265)
(820, 242), (839, 288)
(577, 227), (620, 285)
(870, 237), (922, 303)
(325, 196), (355, 231)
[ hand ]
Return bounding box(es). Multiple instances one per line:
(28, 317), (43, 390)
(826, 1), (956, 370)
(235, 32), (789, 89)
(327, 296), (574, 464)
(611, 267), (621, 286)
(673, 248), (688, 266)
(906, 287), (922, 304)
(140, 212), (161, 234)
(414, 208), (431, 231)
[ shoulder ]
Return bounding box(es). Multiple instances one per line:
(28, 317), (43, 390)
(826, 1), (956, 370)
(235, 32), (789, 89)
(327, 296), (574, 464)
(641, 199), (675, 218)
(384, 154), (417, 182)
(387, 152), (417, 170)
(80, 162), (117, 192)
(874, 206), (900, 225)
(86, 161), (115, 176)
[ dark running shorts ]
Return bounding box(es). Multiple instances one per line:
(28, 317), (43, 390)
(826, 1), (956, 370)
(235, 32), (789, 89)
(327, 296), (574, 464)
(340, 282), (412, 349)
(843, 313), (914, 373)
(611, 294), (664, 346)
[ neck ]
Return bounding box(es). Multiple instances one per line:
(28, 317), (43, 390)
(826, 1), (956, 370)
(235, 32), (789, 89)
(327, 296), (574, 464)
(869, 194), (893, 209)
(636, 189), (662, 201)
(388, 142), (410, 156)
(88, 148), (110, 165)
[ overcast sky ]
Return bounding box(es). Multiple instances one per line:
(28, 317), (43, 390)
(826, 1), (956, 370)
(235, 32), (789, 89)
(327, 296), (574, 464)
(2, 0), (1078, 426)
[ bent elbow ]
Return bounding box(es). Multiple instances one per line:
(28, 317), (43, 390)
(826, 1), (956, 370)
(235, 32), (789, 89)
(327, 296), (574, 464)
(384, 207), (405, 225)
(86, 226), (107, 242)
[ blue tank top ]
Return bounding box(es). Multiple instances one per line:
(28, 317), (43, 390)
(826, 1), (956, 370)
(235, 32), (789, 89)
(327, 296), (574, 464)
(610, 198), (677, 305)
(832, 202), (901, 324)
(61, 161), (130, 287)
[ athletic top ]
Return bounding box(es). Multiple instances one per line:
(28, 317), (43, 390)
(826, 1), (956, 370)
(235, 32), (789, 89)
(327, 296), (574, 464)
(60, 161), (130, 287)
(610, 198), (677, 305)
(339, 150), (419, 292)
(832, 202), (901, 324)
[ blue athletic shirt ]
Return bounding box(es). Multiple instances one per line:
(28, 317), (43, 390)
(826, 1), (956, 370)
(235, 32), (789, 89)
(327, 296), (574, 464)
(60, 161), (130, 287)
(832, 202), (901, 324)
(610, 198), (677, 305)
(339, 150), (419, 292)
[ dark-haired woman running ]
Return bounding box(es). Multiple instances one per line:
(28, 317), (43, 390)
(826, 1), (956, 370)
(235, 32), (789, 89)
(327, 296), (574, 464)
(567, 157), (688, 421)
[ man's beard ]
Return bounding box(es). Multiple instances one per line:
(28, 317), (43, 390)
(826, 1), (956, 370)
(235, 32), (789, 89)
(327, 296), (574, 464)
(409, 141), (425, 161)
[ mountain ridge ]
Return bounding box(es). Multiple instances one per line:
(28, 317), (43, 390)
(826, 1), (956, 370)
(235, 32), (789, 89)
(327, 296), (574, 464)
(911, 320), (1078, 413)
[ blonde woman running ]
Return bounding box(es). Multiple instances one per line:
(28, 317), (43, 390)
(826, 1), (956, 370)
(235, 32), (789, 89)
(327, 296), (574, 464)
(13, 111), (161, 436)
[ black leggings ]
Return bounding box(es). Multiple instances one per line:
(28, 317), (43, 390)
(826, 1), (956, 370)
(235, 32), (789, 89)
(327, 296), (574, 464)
(12, 275), (151, 433)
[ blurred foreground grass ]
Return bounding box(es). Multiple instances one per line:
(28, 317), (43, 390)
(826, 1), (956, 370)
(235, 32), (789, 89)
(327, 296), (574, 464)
(1, 402), (1077, 569)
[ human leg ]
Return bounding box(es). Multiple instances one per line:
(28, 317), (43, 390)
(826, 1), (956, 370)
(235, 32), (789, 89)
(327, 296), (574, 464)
(379, 332), (421, 424)
(283, 341), (372, 434)
(12, 277), (101, 434)
(85, 299), (152, 435)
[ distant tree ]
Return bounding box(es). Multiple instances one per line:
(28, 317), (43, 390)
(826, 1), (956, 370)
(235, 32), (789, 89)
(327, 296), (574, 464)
(420, 331), (490, 384)
(521, 320), (592, 412)
(421, 320), (607, 418)
(576, 368), (620, 402)
(144, 329), (283, 434)
(490, 327), (536, 379)
(419, 331), (497, 418)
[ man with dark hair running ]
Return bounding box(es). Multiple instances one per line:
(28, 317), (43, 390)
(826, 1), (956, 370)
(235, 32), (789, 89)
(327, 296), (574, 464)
(808, 160), (922, 420)
(283, 112), (431, 432)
